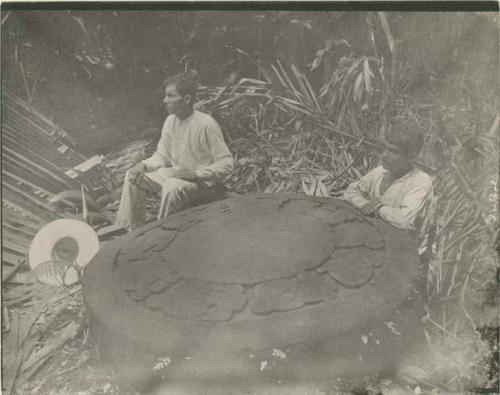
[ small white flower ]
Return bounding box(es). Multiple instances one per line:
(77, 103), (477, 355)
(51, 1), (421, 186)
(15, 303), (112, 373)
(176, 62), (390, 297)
(272, 348), (287, 360)
(361, 335), (368, 344)
(260, 360), (268, 371)
(385, 321), (402, 336)
(153, 356), (172, 371)
(374, 339), (381, 345)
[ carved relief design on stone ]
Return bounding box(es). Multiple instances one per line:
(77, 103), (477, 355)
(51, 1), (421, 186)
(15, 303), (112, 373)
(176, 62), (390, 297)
(112, 196), (387, 322)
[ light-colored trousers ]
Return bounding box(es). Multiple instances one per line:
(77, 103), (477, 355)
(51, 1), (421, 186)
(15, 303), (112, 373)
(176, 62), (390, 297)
(115, 168), (215, 230)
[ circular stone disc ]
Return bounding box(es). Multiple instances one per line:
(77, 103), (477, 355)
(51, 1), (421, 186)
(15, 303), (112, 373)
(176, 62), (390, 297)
(83, 194), (421, 387)
(119, 202), (336, 285)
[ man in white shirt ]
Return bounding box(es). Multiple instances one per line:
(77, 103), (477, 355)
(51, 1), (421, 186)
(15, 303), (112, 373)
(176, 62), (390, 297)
(343, 125), (432, 231)
(115, 73), (234, 230)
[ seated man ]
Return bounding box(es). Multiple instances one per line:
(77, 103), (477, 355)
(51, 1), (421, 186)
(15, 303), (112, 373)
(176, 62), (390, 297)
(115, 72), (233, 230)
(343, 125), (432, 231)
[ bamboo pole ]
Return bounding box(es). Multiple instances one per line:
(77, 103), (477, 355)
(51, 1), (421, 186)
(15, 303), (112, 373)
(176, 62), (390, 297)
(2, 190), (58, 223)
(2, 124), (46, 147)
(2, 146), (76, 189)
(3, 120), (48, 144)
(2, 170), (55, 198)
(3, 223), (36, 239)
(5, 103), (84, 159)
(2, 129), (75, 175)
(2, 210), (42, 231)
(2, 239), (28, 256)
(2, 154), (67, 192)
(3, 181), (59, 213)
(2, 251), (25, 267)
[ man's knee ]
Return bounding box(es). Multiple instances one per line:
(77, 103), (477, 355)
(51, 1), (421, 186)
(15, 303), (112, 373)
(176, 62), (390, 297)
(123, 169), (143, 191)
(161, 178), (197, 197)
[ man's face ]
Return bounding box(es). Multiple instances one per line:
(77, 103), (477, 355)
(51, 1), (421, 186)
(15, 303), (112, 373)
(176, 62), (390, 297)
(163, 83), (190, 115)
(381, 142), (412, 173)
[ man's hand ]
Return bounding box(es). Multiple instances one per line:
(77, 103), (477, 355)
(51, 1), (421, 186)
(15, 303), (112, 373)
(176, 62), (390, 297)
(172, 167), (197, 181)
(128, 162), (147, 185)
(359, 202), (378, 216)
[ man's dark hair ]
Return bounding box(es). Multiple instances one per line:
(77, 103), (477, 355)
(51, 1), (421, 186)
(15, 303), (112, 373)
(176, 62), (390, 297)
(386, 121), (425, 156)
(164, 72), (199, 98)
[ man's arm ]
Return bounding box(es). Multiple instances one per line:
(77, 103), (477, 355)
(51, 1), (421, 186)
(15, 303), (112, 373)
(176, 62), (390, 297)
(343, 168), (380, 208)
(377, 178), (432, 230)
(194, 123), (234, 183)
(142, 119), (172, 171)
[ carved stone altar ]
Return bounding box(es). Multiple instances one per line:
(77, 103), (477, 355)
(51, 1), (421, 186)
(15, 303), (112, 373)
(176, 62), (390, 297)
(83, 194), (423, 391)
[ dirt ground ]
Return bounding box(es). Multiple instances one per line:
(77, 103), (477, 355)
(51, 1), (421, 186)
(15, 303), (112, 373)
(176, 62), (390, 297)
(13, 295), (370, 395)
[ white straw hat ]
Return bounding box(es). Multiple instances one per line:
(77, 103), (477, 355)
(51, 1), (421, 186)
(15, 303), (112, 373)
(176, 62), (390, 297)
(29, 219), (99, 285)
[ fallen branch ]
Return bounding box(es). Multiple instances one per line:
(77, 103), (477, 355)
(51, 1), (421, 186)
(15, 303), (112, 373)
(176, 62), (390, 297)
(20, 321), (83, 378)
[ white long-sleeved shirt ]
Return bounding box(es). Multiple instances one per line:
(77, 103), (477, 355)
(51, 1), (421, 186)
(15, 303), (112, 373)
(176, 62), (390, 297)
(142, 110), (234, 184)
(343, 165), (432, 230)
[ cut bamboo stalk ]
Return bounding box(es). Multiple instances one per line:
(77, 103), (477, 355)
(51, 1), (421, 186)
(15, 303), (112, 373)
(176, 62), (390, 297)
(2, 154), (67, 192)
(2, 129), (76, 175)
(2, 146), (76, 189)
(6, 102), (65, 141)
(2, 170), (55, 198)
(2, 251), (25, 265)
(7, 95), (80, 150)
(2, 224), (34, 242)
(3, 208), (42, 230)
(3, 109), (65, 148)
(2, 232), (31, 250)
(2, 121), (50, 147)
(3, 181), (59, 213)
(1, 124), (66, 160)
(3, 189), (59, 223)
(2, 223), (39, 240)
(2, 206), (44, 227)
(2, 161), (60, 194)
(2, 240), (28, 256)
